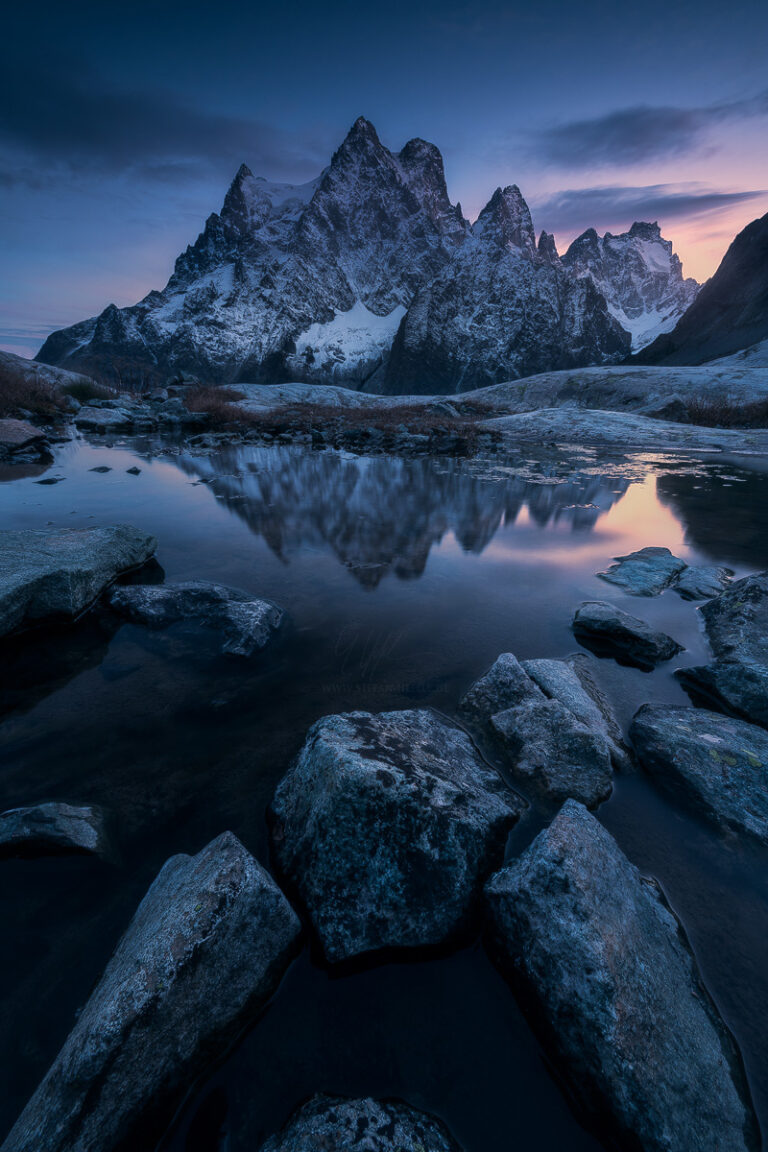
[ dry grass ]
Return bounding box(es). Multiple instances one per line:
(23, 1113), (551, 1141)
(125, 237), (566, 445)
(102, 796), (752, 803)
(0, 363), (67, 419)
(685, 397), (768, 428)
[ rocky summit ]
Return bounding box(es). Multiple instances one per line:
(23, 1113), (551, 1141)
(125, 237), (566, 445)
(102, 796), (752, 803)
(35, 120), (696, 393)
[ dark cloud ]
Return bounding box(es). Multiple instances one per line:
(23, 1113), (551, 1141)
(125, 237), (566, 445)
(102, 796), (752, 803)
(534, 184), (768, 233)
(532, 91), (768, 167)
(0, 54), (329, 182)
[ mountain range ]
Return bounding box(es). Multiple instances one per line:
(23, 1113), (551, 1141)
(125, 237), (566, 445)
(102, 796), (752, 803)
(37, 118), (703, 394)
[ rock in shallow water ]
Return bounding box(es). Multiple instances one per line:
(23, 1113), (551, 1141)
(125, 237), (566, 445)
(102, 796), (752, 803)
(597, 545), (687, 596)
(485, 800), (759, 1152)
(0, 802), (108, 858)
(676, 661), (768, 729)
(700, 572), (768, 664)
(2, 832), (301, 1152)
(108, 580), (283, 656)
(573, 601), (683, 669)
(0, 525), (157, 638)
(673, 564), (732, 601)
(460, 653), (615, 805)
(258, 1096), (462, 1152)
(269, 709), (523, 963)
(630, 704), (768, 845)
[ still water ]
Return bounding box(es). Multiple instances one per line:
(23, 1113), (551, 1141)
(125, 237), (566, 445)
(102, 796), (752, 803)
(1, 435), (767, 1151)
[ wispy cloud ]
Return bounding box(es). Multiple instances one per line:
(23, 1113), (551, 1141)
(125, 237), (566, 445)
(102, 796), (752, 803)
(531, 91), (768, 167)
(0, 53), (330, 183)
(534, 184), (768, 233)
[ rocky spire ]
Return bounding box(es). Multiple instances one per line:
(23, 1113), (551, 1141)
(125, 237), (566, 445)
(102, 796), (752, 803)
(537, 230), (560, 264)
(473, 186), (537, 257)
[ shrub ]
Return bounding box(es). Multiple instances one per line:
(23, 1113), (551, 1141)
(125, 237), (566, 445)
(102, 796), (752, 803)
(0, 362), (66, 419)
(686, 397), (768, 428)
(60, 379), (116, 404)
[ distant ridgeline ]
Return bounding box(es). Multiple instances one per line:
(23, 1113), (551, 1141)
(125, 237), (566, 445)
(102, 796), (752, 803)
(38, 118), (708, 395)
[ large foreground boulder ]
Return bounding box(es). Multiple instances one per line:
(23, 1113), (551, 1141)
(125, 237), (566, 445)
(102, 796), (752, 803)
(485, 801), (759, 1152)
(108, 581), (283, 656)
(2, 832), (301, 1152)
(630, 704), (768, 845)
(676, 661), (768, 729)
(0, 802), (108, 859)
(269, 709), (523, 963)
(460, 653), (615, 805)
(573, 601), (683, 669)
(0, 419), (50, 462)
(259, 1096), (462, 1152)
(0, 525), (157, 638)
(598, 546), (687, 596)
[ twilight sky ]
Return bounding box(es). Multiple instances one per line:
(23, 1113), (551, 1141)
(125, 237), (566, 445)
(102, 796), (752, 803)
(2, 0), (767, 357)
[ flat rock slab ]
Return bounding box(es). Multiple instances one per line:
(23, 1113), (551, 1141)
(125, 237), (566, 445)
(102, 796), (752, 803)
(0, 418), (47, 452)
(522, 654), (629, 769)
(269, 709), (523, 963)
(3, 832), (301, 1152)
(108, 581), (283, 657)
(674, 565), (732, 601)
(701, 573), (768, 664)
(630, 704), (768, 845)
(75, 406), (138, 431)
(573, 601), (683, 670)
(485, 800), (759, 1152)
(460, 653), (616, 805)
(598, 546), (687, 596)
(0, 802), (108, 859)
(676, 661), (768, 729)
(259, 1096), (462, 1152)
(0, 525), (157, 638)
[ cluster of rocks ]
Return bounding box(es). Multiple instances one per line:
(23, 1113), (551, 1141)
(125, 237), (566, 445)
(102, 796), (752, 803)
(598, 545), (732, 600)
(74, 393), (207, 434)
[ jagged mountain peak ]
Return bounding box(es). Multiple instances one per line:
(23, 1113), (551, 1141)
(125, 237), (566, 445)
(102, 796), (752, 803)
(537, 230), (560, 263)
(474, 185), (536, 256)
(627, 221), (662, 241)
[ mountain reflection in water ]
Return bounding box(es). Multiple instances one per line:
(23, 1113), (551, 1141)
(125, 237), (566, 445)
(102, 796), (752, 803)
(174, 446), (631, 586)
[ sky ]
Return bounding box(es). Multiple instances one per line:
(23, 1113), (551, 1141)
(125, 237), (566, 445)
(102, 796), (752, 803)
(2, 0), (767, 357)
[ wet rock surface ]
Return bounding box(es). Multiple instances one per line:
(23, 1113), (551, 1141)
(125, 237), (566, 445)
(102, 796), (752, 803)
(269, 709), (523, 963)
(485, 800), (759, 1152)
(674, 564), (732, 600)
(0, 419), (50, 462)
(2, 832), (301, 1152)
(0, 802), (108, 859)
(0, 525), (157, 638)
(630, 704), (768, 845)
(522, 653), (629, 769)
(598, 545), (687, 596)
(676, 661), (768, 728)
(108, 580), (284, 656)
(460, 653), (616, 804)
(258, 1095), (463, 1152)
(573, 601), (683, 669)
(700, 573), (768, 664)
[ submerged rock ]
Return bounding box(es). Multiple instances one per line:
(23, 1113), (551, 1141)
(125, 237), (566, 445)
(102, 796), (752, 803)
(700, 573), (768, 664)
(0, 802), (108, 859)
(0, 525), (157, 638)
(597, 546), (687, 596)
(259, 1096), (462, 1152)
(108, 580), (283, 656)
(676, 661), (768, 729)
(269, 709), (523, 963)
(485, 800), (759, 1152)
(673, 564), (732, 601)
(522, 653), (629, 769)
(630, 704), (768, 845)
(460, 653), (615, 805)
(573, 601), (683, 670)
(3, 832), (301, 1152)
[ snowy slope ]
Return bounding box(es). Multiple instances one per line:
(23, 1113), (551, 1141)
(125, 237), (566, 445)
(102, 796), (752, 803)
(562, 222), (699, 351)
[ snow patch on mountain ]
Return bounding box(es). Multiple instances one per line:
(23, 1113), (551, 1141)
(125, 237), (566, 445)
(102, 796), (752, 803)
(287, 302), (407, 383)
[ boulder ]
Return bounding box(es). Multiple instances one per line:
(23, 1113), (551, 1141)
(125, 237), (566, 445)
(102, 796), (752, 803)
(676, 661), (768, 729)
(630, 704), (768, 845)
(597, 546), (687, 596)
(0, 418), (50, 461)
(75, 406), (141, 432)
(258, 1096), (462, 1152)
(108, 581), (283, 657)
(2, 832), (301, 1152)
(700, 573), (768, 664)
(0, 802), (108, 859)
(485, 800), (759, 1152)
(673, 565), (732, 601)
(0, 525), (157, 638)
(459, 652), (543, 720)
(269, 709), (523, 963)
(573, 601), (683, 670)
(522, 654), (630, 768)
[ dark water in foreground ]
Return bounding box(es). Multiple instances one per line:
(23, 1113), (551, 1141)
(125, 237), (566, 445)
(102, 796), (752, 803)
(1, 435), (768, 1151)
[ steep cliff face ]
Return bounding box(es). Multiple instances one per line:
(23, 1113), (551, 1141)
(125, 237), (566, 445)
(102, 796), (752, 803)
(562, 222), (699, 351)
(636, 212), (768, 365)
(38, 120), (645, 392)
